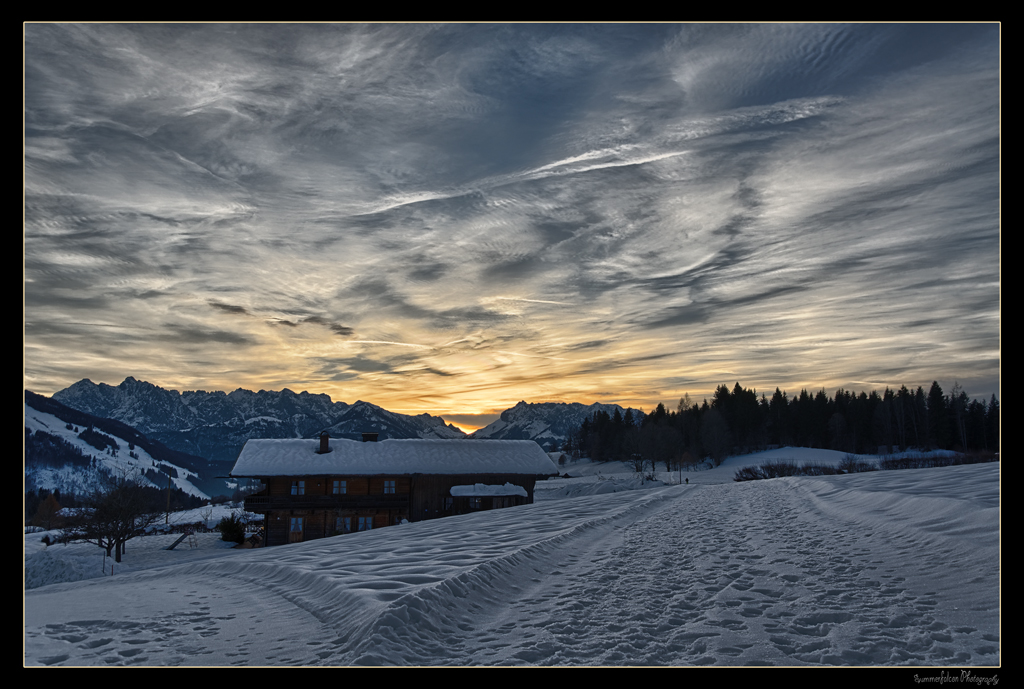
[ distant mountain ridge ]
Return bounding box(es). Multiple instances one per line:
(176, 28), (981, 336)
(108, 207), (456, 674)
(53, 376), (342, 436)
(470, 400), (643, 451)
(49, 377), (640, 462)
(324, 400), (466, 441)
(51, 377), (466, 465)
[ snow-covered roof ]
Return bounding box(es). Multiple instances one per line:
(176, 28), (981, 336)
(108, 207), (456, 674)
(230, 438), (559, 477)
(450, 483), (528, 497)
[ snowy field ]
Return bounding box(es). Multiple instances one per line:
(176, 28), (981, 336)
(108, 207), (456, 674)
(24, 449), (999, 667)
(24, 503), (252, 590)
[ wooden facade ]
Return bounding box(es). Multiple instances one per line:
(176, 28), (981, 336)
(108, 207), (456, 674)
(246, 474), (414, 546)
(232, 437), (556, 547)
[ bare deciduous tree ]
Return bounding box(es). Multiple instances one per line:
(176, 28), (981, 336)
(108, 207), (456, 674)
(60, 469), (161, 563)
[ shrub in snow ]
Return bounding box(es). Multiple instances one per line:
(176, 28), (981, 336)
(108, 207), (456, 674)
(216, 514), (246, 544)
(734, 460), (840, 482)
(799, 462), (840, 476)
(875, 451), (997, 471)
(838, 454), (877, 473)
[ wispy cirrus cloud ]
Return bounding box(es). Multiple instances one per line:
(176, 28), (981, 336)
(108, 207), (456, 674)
(25, 23), (999, 415)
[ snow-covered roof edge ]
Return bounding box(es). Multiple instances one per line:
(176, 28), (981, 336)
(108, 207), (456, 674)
(230, 438), (559, 477)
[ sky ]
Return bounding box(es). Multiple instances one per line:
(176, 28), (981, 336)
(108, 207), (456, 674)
(24, 23), (1000, 430)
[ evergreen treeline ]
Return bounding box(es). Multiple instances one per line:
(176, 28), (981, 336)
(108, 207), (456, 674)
(565, 381), (999, 468)
(25, 428), (95, 469)
(78, 427), (119, 453)
(25, 482), (207, 523)
(26, 487), (80, 523)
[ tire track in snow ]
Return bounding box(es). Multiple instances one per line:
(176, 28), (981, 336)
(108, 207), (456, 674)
(430, 477), (997, 666)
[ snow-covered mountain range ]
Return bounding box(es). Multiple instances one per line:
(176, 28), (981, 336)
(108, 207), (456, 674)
(51, 377), (465, 466)
(46, 376), (638, 472)
(470, 400), (643, 451)
(323, 400), (466, 441)
(49, 377), (639, 461)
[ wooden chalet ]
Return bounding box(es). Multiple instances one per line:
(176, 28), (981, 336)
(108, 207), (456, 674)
(230, 433), (559, 547)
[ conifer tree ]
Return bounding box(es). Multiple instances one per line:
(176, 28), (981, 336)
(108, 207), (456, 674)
(986, 395), (1000, 453)
(927, 382), (950, 449)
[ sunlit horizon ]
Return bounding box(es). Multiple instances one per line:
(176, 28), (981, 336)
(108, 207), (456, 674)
(27, 370), (1000, 437)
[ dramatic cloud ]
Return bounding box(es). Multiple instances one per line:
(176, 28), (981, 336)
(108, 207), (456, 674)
(25, 23), (1000, 419)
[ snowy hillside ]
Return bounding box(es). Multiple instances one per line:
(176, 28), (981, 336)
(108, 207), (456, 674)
(24, 403), (209, 500)
(24, 450), (998, 666)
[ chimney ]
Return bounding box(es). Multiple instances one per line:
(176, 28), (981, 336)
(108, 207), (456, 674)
(318, 431), (331, 454)
(361, 432), (379, 443)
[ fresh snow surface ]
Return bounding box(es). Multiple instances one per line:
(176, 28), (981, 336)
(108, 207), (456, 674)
(24, 449), (998, 667)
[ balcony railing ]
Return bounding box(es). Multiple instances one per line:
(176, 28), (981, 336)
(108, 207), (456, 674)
(244, 493), (409, 512)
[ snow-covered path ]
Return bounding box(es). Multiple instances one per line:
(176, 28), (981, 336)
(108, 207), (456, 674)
(24, 462), (999, 666)
(401, 465), (999, 666)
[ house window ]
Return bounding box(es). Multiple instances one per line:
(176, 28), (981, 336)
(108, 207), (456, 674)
(444, 497), (453, 511)
(291, 480), (305, 496)
(358, 517), (372, 531)
(469, 497), (482, 509)
(335, 516), (351, 534)
(289, 516), (304, 543)
(333, 480), (346, 495)
(384, 480), (395, 494)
